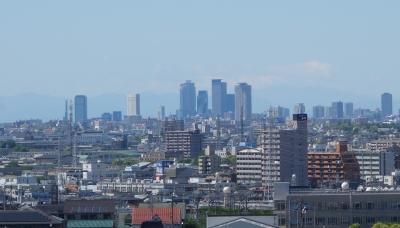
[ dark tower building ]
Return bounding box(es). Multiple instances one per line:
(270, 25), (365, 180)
(381, 92), (393, 117)
(179, 80), (196, 119)
(74, 95), (88, 124)
(212, 79), (227, 117)
(197, 90), (208, 116)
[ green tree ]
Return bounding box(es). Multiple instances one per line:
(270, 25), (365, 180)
(6, 160), (19, 168)
(373, 223), (390, 228)
(14, 144), (29, 152)
(112, 158), (138, 167)
(348, 224), (360, 228)
(224, 155), (237, 166)
(0, 140), (16, 148)
(184, 219), (199, 228)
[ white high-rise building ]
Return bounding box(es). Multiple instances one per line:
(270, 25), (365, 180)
(127, 93), (140, 116)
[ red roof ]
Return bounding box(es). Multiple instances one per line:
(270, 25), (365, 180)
(132, 207), (181, 225)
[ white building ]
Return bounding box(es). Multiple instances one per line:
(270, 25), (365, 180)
(236, 148), (262, 184)
(127, 93), (140, 116)
(353, 148), (395, 182)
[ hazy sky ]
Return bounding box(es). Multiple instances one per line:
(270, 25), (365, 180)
(1, 1), (400, 120)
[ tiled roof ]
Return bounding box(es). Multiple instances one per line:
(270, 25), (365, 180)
(64, 199), (115, 214)
(132, 207), (181, 225)
(67, 220), (114, 228)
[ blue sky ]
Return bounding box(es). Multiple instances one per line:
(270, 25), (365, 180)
(1, 1), (400, 121)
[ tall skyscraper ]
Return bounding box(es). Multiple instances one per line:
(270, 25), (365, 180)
(74, 95), (87, 124)
(293, 103), (306, 114)
(158, 105), (166, 120)
(325, 106), (333, 119)
(127, 93), (140, 116)
(226, 94), (235, 114)
(381, 93), (393, 117)
(212, 79), (227, 117)
(197, 90), (208, 116)
(64, 100), (69, 121)
(112, 111), (122, 122)
(234, 83), (252, 122)
(331, 101), (344, 119)
(270, 106), (290, 123)
(312, 105), (325, 119)
(179, 80), (196, 119)
(344, 102), (354, 118)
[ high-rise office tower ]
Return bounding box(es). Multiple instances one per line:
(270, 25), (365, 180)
(179, 80), (196, 119)
(158, 105), (166, 120)
(226, 94), (235, 114)
(331, 101), (344, 119)
(212, 79), (227, 117)
(197, 90), (208, 116)
(112, 111), (122, 122)
(325, 106), (333, 119)
(312, 105), (325, 119)
(381, 93), (393, 117)
(293, 103), (306, 114)
(271, 106), (290, 121)
(127, 93), (140, 116)
(234, 83), (252, 122)
(74, 95), (87, 124)
(344, 102), (354, 118)
(101, 113), (112, 121)
(64, 100), (69, 121)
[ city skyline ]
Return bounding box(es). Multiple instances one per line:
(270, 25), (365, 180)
(2, 1), (400, 121)
(0, 85), (399, 122)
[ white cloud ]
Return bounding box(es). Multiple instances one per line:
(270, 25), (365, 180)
(299, 60), (332, 75)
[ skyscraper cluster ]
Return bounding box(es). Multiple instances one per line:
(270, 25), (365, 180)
(178, 79), (252, 122)
(311, 92), (394, 120)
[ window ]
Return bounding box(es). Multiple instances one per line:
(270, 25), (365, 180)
(353, 202), (362, 210)
(353, 216), (362, 224)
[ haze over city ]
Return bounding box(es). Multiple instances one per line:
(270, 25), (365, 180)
(3, 1), (400, 228)
(1, 0), (400, 121)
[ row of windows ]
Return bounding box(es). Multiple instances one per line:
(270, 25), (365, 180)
(305, 201), (400, 210)
(289, 216), (400, 226)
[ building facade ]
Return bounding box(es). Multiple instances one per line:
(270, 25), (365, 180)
(179, 80), (196, 119)
(234, 83), (252, 123)
(74, 95), (88, 124)
(212, 79), (227, 117)
(197, 90), (208, 116)
(165, 130), (202, 159)
(261, 114), (308, 192)
(381, 92), (393, 117)
(127, 93), (140, 116)
(237, 148), (262, 184)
